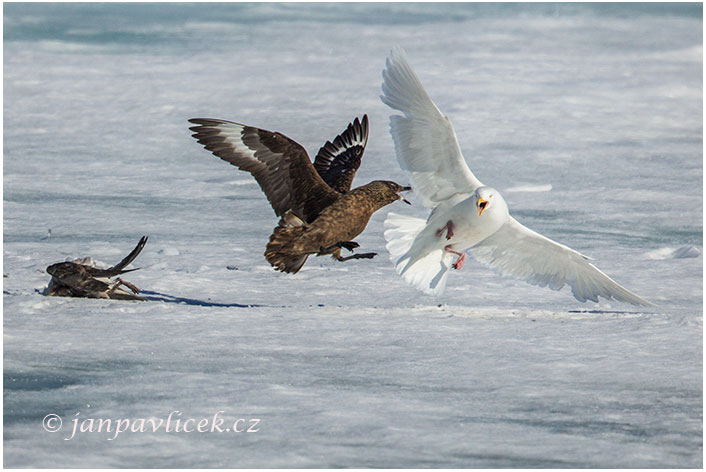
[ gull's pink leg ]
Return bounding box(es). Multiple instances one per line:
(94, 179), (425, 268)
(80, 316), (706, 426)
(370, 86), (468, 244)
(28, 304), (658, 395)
(444, 245), (466, 270)
(435, 220), (455, 240)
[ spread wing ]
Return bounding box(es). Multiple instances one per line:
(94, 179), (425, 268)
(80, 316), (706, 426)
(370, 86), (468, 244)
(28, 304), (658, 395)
(381, 46), (483, 207)
(313, 115), (368, 193)
(469, 217), (653, 306)
(189, 119), (339, 223)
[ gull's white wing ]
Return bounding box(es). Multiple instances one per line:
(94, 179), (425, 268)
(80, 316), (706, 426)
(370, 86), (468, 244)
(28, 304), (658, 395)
(469, 217), (653, 306)
(381, 46), (483, 208)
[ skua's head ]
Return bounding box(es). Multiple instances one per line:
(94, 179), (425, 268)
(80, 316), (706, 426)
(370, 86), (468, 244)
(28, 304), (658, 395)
(365, 180), (413, 207)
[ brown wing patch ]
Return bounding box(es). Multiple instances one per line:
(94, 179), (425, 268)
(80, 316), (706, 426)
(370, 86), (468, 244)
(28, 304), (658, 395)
(189, 118), (339, 223)
(46, 262), (91, 286)
(47, 262), (112, 292)
(80, 278), (112, 293)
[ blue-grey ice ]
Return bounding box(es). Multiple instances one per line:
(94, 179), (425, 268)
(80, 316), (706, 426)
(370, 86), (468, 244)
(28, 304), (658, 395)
(3, 3), (702, 468)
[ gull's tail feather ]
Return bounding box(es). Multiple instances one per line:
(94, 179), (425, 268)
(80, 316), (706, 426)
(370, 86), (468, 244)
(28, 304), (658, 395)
(384, 212), (452, 296)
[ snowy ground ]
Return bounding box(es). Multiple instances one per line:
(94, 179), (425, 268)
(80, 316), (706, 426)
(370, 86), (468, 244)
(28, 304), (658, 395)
(3, 3), (702, 468)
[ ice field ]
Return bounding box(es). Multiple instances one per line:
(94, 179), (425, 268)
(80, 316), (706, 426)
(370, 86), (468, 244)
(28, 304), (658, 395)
(3, 3), (702, 467)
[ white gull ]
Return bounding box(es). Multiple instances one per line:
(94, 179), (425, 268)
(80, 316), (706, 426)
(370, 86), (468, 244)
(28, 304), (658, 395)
(381, 47), (652, 306)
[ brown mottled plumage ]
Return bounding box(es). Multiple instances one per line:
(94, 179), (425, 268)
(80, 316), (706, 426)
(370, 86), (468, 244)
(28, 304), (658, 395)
(45, 236), (148, 300)
(188, 117), (410, 273)
(265, 181), (408, 273)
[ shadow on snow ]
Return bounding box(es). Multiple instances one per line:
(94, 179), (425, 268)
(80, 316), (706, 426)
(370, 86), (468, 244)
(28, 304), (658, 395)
(140, 290), (277, 308)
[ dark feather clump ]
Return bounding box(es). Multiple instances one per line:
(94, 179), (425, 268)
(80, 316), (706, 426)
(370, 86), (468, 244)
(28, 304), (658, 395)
(45, 236), (148, 300)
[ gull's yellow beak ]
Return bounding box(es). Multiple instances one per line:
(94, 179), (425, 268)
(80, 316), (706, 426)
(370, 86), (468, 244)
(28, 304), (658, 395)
(477, 197), (488, 217)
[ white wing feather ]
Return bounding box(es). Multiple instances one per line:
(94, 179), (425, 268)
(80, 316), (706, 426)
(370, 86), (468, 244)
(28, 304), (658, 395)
(381, 46), (483, 207)
(469, 218), (653, 306)
(384, 212), (455, 296)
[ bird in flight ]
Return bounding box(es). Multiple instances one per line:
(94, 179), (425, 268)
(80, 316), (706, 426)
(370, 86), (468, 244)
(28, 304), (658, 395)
(45, 236), (148, 300)
(189, 116), (410, 273)
(381, 47), (651, 306)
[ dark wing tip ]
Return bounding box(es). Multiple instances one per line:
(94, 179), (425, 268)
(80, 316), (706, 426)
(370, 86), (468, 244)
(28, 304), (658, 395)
(349, 114), (369, 147)
(313, 115), (370, 192)
(188, 118), (216, 128)
(107, 236), (149, 272)
(188, 118), (231, 125)
(360, 114), (369, 137)
(188, 118), (247, 135)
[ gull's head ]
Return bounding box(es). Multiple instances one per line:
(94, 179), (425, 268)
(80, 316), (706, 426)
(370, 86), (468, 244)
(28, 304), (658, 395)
(475, 186), (507, 218)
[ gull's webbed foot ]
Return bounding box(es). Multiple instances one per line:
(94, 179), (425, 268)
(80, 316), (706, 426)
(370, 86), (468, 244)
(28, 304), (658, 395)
(444, 245), (466, 270)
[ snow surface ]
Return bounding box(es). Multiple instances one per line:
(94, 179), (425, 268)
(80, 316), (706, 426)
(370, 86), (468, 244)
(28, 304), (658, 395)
(3, 3), (702, 468)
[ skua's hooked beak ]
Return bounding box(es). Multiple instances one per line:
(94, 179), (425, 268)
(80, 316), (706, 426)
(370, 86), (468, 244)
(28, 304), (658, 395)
(400, 186), (412, 205)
